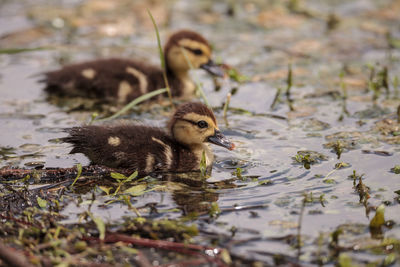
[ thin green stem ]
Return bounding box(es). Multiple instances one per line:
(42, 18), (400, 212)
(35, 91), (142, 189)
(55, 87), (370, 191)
(147, 9), (173, 108)
(0, 47), (50, 54)
(223, 93), (231, 120)
(339, 70), (349, 121)
(71, 163), (82, 187)
(270, 87), (282, 110)
(95, 88), (167, 122)
(393, 76), (399, 99)
(286, 63), (294, 111)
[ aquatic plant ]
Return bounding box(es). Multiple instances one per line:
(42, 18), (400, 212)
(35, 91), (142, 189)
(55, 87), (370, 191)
(71, 163), (82, 187)
(390, 165), (400, 174)
(199, 151), (207, 178)
(393, 76), (399, 99)
(286, 63), (294, 111)
(223, 92), (231, 123)
(338, 70), (350, 121)
(270, 64), (294, 111)
(227, 67), (248, 83)
(148, 9), (173, 107)
(110, 170), (138, 195)
(293, 150), (327, 169)
(352, 171), (369, 204)
(234, 167), (243, 180)
(370, 205), (385, 228)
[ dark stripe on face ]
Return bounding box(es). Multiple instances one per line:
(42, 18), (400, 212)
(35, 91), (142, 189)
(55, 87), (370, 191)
(181, 46), (203, 55)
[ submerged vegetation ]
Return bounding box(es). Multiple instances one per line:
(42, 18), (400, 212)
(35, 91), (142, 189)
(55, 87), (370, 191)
(293, 150), (328, 169)
(1, 0), (400, 266)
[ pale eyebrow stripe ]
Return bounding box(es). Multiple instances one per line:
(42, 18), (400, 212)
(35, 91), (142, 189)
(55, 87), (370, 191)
(178, 118), (197, 125)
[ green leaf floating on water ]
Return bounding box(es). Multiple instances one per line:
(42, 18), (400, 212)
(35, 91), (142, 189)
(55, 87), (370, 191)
(390, 165), (400, 174)
(337, 253), (353, 267)
(209, 202), (221, 218)
(383, 253), (397, 266)
(124, 184), (147, 196)
(71, 163), (82, 187)
(370, 204), (385, 228)
(127, 170), (138, 181)
(323, 178), (336, 184)
(120, 246), (138, 255)
(74, 241), (87, 252)
(98, 186), (112, 195)
(94, 217), (106, 240)
(88, 212), (106, 240)
(37, 197), (47, 208)
(110, 172), (128, 181)
(228, 68), (249, 83)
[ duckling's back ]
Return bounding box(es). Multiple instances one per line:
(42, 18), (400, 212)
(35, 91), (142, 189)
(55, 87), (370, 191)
(44, 59), (165, 103)
(62, 124), (197, 175)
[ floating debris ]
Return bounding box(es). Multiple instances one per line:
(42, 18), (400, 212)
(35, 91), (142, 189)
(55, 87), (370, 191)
(293, 150), (328, 169)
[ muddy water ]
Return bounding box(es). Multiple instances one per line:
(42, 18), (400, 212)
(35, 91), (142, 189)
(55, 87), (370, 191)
(1, 0), (400, 265)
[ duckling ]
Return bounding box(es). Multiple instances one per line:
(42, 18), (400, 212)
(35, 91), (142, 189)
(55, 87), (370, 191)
(43, 30), (224, 104)
(62, 102), (234, 175)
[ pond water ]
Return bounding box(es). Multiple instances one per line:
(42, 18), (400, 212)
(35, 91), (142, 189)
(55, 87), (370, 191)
(1, 0), (400, 265)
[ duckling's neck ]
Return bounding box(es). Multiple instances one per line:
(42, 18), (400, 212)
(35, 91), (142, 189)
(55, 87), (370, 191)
(167, 69), (195, 99)
(189, 143), (214, 167)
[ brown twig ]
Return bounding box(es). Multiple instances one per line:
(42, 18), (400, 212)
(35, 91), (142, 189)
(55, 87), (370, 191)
(86, 233), (205, 251)
(83, 233), (229, 267)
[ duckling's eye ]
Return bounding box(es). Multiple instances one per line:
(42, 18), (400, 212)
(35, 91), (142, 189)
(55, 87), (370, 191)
(197, 120), (208, 128)
(192, 49), (203, 55)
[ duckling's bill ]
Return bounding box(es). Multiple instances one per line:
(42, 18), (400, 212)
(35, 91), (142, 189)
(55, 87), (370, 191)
(208, 130), (235, 150)
(200, 60), (225, 77)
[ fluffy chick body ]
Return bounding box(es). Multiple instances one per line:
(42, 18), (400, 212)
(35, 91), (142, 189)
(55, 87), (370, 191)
(62, 102), (234, 175)
(43, 30), (223, 103)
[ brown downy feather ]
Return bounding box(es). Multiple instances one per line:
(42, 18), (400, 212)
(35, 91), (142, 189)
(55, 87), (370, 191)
(168, 102), (216, 132)
(62, 102), (234, 176)
(43, 30), (217, 104)
(164, 30), (210, 53)
(44, 58), (183, 102)
(163, 30), (210, 71)
(62, 124), (198, 176)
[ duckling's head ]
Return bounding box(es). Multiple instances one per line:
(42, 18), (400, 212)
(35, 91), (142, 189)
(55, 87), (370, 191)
(164, 30), (224, 77)
(169, 102), (235, 150)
